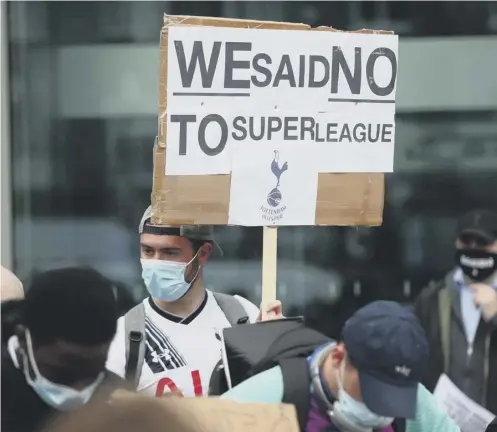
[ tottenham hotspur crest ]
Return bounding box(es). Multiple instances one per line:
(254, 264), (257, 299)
(260, 151), (288, 223)
(267, 150), (288, 207)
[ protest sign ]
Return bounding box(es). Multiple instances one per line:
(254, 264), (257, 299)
(162, 396), (300, 432)
(47, 391), (299, 432)
(151, 15), (397, 307)
(151, 14), (396, 228)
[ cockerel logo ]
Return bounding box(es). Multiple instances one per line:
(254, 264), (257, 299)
(267, 150), (288, 208)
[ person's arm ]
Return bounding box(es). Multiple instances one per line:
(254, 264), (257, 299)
(406, 384), (461, 432)
(221, 365), (284, 404)
(413, 284), (434, 333)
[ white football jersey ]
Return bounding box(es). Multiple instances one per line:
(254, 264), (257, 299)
(106, 290), (259, 397)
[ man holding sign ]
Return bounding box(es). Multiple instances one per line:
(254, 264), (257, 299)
(106, 206), (283, 397)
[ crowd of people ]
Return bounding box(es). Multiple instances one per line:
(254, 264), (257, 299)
(1, 207), (497, 432)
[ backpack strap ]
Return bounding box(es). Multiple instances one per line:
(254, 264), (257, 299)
(124, 302), (146, 389)
(438, 287), (451, 374)
(280, 357), (312, 432)
(213, 292), (249, 326)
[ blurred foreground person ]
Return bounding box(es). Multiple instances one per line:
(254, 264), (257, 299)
(1, 265), (24, 302)
(415, 209), (497, 413)
(1, 267), (129, 432)
(106, 205), (283, 397)
(43, 393), (198, 432)
(216, 301), (459, 432)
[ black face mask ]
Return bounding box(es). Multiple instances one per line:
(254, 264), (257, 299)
(455, 248), (497, 282)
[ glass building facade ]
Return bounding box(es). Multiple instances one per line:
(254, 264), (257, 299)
(3, 1), (497, 334)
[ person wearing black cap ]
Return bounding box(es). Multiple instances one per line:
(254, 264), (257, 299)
(106, 206), (283, 398)
(220, 301), (459, 432)
(1, 267), (128, 432)
(414, 209), (497, 414)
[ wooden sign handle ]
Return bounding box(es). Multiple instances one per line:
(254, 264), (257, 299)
(261, 226), (278, 315)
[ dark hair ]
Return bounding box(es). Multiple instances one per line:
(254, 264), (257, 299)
(24, 267), (118, 346)
(188, 239), (213, 253)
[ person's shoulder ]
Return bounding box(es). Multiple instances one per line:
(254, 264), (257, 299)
(115, 299), (147, 334)
(221, 365), (284, 404)
(105, 314), (128, 377)
(103, 370), (132, 388)
(113, 315), (126, 341)
(94, 370), (133, 401)
(232, 295), (259, 323)
(416, 274), (451, 306)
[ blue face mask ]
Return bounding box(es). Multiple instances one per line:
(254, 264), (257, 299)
(22, 330), (104, 411)
(336, 361), (394, 429)
(141, 252), (200, 302)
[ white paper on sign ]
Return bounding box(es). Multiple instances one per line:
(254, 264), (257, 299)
(228, 144), (318, 226)
(165, 26), (399, 178)
(165, 108), (396, 176)
(166, 26), (398, 111)
(434, 374), (495, 432)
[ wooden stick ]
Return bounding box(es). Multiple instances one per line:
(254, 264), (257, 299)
(261, 226), (278, 315)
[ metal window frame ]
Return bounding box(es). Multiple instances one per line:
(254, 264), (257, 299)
(1, 1), (13, 269)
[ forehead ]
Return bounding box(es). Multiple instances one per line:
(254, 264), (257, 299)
(457, 237), (497, 252)
(140, 233), (192, 250)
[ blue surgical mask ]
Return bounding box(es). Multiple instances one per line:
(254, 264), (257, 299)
(336, 362), (394, 429)
(22, 330), (104, 411)
(141, 252), (200, 302)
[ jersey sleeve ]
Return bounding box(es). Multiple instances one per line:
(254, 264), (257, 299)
(233, 295), (260, 323)
(406, 384), (461, 432)
(105, 316), (126, 378)
(221, 365), (284, 404)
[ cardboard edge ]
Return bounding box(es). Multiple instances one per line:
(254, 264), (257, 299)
(152, 15), (391, 226)
(163, 14), (310, 30)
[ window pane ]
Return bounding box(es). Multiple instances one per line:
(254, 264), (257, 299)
(7, 1), (497, 332)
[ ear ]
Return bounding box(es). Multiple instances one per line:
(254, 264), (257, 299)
(197, 243), (213, 265)
(330, 342), (346, 368)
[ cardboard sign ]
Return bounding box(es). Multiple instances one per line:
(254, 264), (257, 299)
(46, 391), (299, 432)
(152, 15), (396, 226)
(160, 397), (300, 432)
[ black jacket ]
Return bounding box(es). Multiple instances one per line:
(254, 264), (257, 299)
(0, 345), (129, 432)
(414, 271), (497, 414)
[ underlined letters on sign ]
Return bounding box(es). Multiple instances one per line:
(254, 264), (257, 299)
(165, 25), (398, 178)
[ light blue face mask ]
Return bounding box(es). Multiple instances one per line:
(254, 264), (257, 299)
(22, 330), (104, 411)
(141, 252), (201, 302)
(336, 361), (394, 429)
